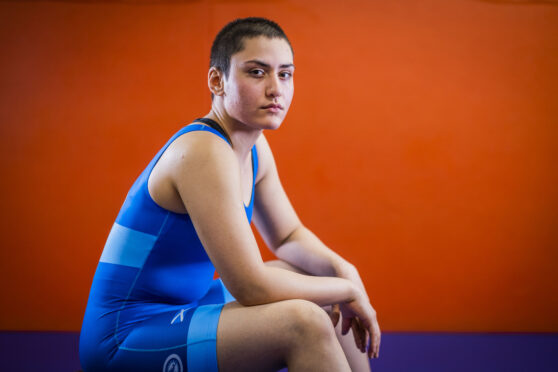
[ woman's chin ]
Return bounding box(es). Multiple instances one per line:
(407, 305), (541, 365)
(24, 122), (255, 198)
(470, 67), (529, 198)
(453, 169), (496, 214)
(263, 121), (283, 131)
(244, 117), (284, 131)
(261, 115), (287, 130)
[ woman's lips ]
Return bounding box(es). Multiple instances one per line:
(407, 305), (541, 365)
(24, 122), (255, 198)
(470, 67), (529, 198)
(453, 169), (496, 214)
(261, 104), (283, 113)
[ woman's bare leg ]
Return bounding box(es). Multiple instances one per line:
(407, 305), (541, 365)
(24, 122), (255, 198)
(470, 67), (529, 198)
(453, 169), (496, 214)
(332, 310), (373, 372)
(265, 260), (372, 372)
(217, 299), (350, 372)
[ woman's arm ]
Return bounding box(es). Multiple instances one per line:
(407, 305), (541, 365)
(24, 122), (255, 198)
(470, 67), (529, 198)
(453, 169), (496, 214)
(252, 134), (380, 358)
(164, 131), (362, 308)
(252, 135), (366, 290)
(273, 227), (370, 299)
(273, 227), (356, 277)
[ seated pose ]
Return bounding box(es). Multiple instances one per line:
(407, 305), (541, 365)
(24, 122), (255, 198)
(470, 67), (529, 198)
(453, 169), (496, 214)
(79, 17), (381, 372)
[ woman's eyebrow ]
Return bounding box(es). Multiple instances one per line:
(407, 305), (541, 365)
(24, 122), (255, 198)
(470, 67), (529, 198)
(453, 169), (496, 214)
(243, 59), (295, 69)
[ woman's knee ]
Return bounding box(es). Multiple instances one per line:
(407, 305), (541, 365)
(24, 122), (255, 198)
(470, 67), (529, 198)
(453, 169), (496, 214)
(278, 299), (336, 340)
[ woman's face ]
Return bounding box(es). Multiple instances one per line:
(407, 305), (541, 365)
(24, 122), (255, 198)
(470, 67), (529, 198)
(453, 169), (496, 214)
(222, 36), (294, 130)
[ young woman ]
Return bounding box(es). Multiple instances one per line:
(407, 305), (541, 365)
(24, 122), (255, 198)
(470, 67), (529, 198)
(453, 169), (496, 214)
(80, 17), (380, 372)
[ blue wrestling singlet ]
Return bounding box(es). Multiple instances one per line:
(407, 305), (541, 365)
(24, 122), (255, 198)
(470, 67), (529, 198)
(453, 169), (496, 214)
(79, 119), (258, 372)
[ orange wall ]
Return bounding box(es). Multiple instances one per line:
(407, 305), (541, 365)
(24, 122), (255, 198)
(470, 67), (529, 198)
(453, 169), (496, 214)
(0, 0), (557, 332)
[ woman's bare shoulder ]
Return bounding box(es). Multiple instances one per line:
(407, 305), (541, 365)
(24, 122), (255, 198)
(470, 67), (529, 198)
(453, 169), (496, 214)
(148, 129), (238, 213)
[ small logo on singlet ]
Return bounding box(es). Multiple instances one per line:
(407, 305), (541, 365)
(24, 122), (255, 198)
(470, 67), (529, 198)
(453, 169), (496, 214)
(163, 353), (183, 372)
(171, 309), (187, 325)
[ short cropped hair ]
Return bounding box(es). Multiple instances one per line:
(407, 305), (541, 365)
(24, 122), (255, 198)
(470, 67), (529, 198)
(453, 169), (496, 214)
(210, 17), (293, 78)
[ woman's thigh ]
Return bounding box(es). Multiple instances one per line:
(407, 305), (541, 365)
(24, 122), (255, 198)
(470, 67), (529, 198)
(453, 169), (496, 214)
(216, 298), (338, 372)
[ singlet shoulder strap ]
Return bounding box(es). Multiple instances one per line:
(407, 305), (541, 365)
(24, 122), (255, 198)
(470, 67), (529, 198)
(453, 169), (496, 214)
(245, 144), (258, 212)
(251, 144), (258, 183)
(192, 117), (232, 145)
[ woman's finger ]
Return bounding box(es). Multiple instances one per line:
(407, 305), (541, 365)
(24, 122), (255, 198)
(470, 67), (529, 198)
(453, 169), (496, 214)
(367, 324), (374, 359)
(341, 316), (352, 336)
(368, 319), (381, 359)
(351, 318), (366, 353)
(373, 320), (381, 358)
(350, 318), (361, 351)
(330, 304), (340, 327)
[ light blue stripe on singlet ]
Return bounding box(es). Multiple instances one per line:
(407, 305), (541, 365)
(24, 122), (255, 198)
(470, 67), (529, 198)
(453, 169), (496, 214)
(99, 223), (157, 268)
(186, 304), (224, 372)
(221, 281), (236, 304)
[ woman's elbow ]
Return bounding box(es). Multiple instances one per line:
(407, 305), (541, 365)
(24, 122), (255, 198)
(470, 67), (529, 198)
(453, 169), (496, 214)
(225, 276), (271, 306)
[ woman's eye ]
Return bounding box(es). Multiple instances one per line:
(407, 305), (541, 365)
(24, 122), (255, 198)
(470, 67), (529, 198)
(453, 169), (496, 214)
(250, 69), (264, 76)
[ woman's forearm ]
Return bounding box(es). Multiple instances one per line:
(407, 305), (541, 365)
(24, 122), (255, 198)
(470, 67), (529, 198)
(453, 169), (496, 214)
(274, 225), (351, 278)
(234, 265), (358, 307)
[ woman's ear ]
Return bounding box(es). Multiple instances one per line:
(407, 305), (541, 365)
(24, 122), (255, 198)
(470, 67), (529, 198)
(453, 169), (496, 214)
(208, 67), (225, 97)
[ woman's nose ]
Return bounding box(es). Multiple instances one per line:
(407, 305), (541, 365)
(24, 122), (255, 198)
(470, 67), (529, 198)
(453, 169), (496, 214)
(266, 75), (282, 98)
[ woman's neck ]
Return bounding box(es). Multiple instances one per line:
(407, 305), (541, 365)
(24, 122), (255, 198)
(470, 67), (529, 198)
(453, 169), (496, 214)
(204, 108), (262, 160)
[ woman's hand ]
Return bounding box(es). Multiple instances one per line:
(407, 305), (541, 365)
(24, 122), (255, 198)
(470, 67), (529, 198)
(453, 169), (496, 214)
(336, 262), (369, 301)
(328, 303), (372, 357)
(339, 287), (381, 359)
